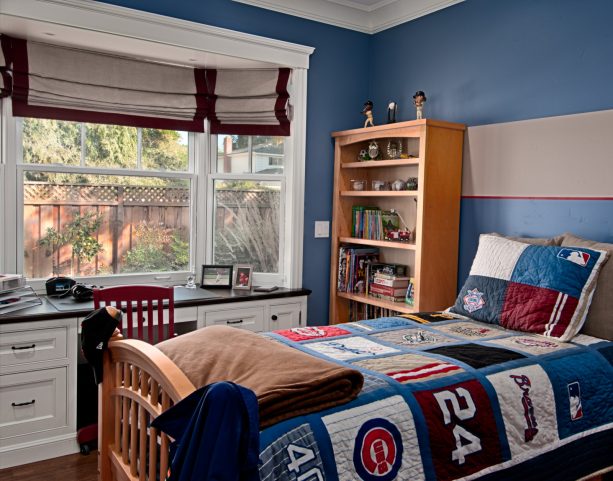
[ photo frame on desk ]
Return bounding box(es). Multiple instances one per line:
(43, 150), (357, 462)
(200, 265), (233, 289)
(232, 265), (253, 290)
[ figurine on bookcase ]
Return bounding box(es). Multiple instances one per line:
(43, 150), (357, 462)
(362, 100), (374, 128)
(413, 91), (427, 119)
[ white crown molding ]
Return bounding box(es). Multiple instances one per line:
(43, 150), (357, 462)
(232, 0), (464, 34)
(0, 0), (315, 68)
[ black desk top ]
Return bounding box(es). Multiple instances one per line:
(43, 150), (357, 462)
(0, 286), (311, 324)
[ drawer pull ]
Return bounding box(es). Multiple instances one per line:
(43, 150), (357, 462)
(271, 315), (278, 321)
(227, 319), (244, 325)
(11, 344), (36, 351)
(12, 399), (35, 407)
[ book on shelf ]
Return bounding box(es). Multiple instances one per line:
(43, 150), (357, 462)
(369, 283), (409, 298)
(337, 246), (379, 294)
(369, 292), (406, 303)
(405, 277), (415, 306)
(348, 300), (403, 323)
(372, 276), (409, 288)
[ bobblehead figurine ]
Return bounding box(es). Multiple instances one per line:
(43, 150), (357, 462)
(362, 100), (374, 128)
(413, 91), (426, 119)
(387, 101), (398, 123)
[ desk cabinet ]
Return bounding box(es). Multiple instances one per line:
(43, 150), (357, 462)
(0, 318), (77, 469)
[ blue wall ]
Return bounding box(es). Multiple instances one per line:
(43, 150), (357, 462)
(98, 0), (370, 325)
(370, 0), (613, 285)
(98, 0), (613, 321)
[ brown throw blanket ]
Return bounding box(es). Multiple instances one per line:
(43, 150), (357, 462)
(156, 325), (363, 428)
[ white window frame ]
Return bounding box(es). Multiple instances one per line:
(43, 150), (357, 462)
(0, 0), (311, 291)
(1, 100), (205, 291)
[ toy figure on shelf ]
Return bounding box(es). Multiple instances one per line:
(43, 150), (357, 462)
(387, 101), (397, 123)
(413, 91), (427, 119)
(362, 100), (374, 128)
(385, 208), (414, 243)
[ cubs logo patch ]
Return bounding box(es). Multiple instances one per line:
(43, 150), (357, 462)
(353, 418), (403, 481)
(557, 248), (590, 267)
(463, 288), (486, 313)
(568, 382), (583, 420)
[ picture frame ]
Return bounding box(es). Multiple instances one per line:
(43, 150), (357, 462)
(200, 265), (233, 289)
(232, 264), (253, 290)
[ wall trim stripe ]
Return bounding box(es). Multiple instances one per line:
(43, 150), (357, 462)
(461, 196), (613, 201)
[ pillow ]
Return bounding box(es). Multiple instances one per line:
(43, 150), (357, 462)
(450, 234), (608, 341)
(490, 232), (562, 246)
(561, 233), (612, 340)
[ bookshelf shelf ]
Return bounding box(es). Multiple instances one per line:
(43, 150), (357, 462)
(337, 291), (415, 314)
(338, 237), (416, 250)
(341, 158), (420, 169)
(329, 118), (466, 324)
(340, 191), (418, 197)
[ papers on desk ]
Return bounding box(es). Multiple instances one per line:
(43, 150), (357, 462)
(0, 286), (42, 315)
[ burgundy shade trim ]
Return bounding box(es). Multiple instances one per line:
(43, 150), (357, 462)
(10, 36), (28, 109)
(204, 69), (218, 128)
(209, 122), (291, 136)
(273, 67), (291, 133)
(0, 35), (13, 97)
(193, 68), (208, 121)
(11, 101), (205, 131)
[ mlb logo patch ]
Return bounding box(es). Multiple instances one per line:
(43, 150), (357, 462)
(568, 382), (583, 420)
(463, 288), (486, 313)
(557, 248), (590, 267)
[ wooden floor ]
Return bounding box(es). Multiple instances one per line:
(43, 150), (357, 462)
(0, 454), (98, 481)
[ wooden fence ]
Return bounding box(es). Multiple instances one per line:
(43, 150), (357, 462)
(23, 183), (278, 278)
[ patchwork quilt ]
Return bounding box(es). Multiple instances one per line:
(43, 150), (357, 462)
(258, 313), (613, 481)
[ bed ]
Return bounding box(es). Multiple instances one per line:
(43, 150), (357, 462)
(98, 234), (613, 481)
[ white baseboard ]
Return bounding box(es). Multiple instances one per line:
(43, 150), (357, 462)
(0, 433), (79, 469)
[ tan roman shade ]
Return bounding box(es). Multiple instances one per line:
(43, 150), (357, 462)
(1, 34), (292, 135)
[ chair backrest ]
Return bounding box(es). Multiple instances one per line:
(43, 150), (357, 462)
(93, 285), (174, 343)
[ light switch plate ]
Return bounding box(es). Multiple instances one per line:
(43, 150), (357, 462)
(314, 221), (330, 238)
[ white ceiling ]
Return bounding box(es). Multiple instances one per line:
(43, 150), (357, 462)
(232, 0), (464, 33)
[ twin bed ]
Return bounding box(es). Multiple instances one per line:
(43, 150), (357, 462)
(98, 234), (613, 481)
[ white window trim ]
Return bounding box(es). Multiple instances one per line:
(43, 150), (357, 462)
(0, 1), (310, 291)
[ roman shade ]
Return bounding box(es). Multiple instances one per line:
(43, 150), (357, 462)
(0, 34), (292, 135)
(205, 68), (291, 136)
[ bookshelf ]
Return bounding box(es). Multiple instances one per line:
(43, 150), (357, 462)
(329, 119), (465, 323)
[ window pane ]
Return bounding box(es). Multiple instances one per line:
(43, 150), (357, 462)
(142, 129), (189, 171)
(21, 118), (81, 166)
(23, 172), (191, 278)
(217, 135), (250, 174)
(84, 123), (138, 169)
(213, 180), (280, 273)
(253, 136), (285, 173)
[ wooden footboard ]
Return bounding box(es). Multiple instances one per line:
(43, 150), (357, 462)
(100, 337), (195, 481)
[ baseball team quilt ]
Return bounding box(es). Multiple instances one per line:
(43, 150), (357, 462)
(258, 313), (613, 481)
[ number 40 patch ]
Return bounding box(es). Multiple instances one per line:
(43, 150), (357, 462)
(286, 444), (324, 481)
(414, 380), (503, 480)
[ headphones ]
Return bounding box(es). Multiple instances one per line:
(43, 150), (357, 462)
(70, 284), (97, 301)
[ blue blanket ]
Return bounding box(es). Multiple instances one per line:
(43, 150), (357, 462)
(258, 313), (613, 481)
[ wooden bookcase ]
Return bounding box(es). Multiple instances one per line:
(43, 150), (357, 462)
(329, 119), (466, 324)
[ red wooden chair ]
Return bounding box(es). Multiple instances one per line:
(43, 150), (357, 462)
(93, 285), (175, 343)
(78, 285), (175, 454)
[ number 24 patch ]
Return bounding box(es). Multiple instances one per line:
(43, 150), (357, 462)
(414, 380), (504, 481)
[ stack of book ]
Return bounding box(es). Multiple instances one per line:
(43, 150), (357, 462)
(366, 263), (409, 303)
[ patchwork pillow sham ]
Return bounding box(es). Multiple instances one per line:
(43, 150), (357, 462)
(450, 234), (608, 341)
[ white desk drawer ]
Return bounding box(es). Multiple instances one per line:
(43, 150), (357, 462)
(0, 327), (68, 368)
(0, 367), (67, 440)
(205, 306), (265, 332)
